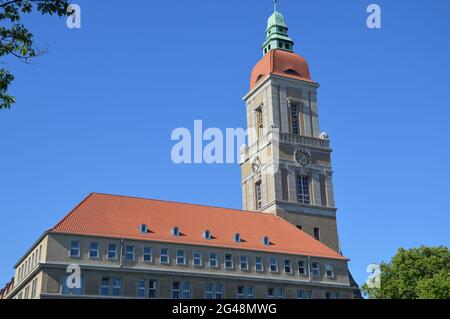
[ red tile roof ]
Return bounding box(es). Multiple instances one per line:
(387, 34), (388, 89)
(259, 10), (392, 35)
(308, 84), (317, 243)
(51, 193), (347, 260)
(250, 49), (314, 90)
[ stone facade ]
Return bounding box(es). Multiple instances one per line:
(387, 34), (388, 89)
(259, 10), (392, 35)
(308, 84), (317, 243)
(8, 233), (355, 299)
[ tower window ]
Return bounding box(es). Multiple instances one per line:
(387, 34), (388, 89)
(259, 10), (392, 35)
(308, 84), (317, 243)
(278, 42), (283, 48)
(255, 181), (263, 210)
(257, 107), (263, 128)
(291, 104), (299, 135)
(296, 175), (310, 205)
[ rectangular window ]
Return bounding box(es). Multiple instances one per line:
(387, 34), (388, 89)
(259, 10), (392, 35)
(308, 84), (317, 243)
(268, 288), (275, 299)
(31, 279), (37, 298)
(269, 257), (278, 273)
(143, 247), (153, 263)
(70, 240), (80, 258)
(125, 245), (135, 261)
(89, 242), (99, 259)
(205, 283), (223, 300)
(205, 283), (214, 299)
(31, 252), (35, 268)
(107, 243), (117, 260)
(182, 282), (191, 299)
(246, 287), (254, 300)
(100, 277), (110, 296)
(314, 227), (320, 241)
(148, 280), (157, 298)
(209, 253), (218, 268)
(137, 279), (146, 298)
(284, 259), (292, 274)
(172, 281), (180, 299)
(291, 104), (299, 135)
(237, 286), (245, 299)
(298, 260), (306, 275)
(326, 292), (341, 299)
(224, 254), (233, 269)
(160, 248), (169, 264)
(193, 251), (202, 267)
(276, 288), (285, 299)
(255, 257), (264, 272)
(215, 283), (223, 300)
(255, 181), (263, 210)
(38, 245), (42, 264)
(240, 256), (249, 271)
(325, 264), (334, 278)
(111, 278), (122, 296)
(296, 175), (310, 205)
(176, 249), (186, 265)
(312, 262), (320, 277)
(297, 290), (313, 299)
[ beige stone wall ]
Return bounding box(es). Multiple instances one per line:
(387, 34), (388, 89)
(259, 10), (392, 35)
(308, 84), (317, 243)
(39, 267), (353, 299)
(45, 233), (348, 285)
(277, 209), (340, 252)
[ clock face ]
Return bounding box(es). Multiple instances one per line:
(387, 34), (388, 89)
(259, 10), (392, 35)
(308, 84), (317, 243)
(295, 149), (311, 167)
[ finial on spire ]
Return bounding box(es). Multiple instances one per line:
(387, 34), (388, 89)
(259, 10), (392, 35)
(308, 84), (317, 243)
(274, 0), (278, 12)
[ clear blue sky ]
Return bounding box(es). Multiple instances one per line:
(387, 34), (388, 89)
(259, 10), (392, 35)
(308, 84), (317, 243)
(1, 0), (449, 288)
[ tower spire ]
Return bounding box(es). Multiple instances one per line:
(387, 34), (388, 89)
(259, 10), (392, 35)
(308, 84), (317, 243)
(262, 1), (294, 55)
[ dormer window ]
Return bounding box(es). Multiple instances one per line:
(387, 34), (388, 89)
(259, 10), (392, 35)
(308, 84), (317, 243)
(140, 224), (149, 234)
(203, 230), (212, 240)
(262, 236), (270, 246)
(233, 233), (241, 243)
(284, 69), (300, 76)
(172, 227), (180, 237)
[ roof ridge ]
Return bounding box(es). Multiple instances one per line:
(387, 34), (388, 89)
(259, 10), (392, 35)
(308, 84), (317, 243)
(90, 192), (275, 218)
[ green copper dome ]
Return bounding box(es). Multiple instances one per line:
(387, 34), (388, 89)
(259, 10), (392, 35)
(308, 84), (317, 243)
(262, 1), (294, 55)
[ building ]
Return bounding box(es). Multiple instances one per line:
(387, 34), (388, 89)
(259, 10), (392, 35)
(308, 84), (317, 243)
(1, 3), (359, 299)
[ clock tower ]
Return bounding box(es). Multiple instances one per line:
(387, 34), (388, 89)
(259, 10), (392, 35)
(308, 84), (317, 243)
(240, 3), (341, 252)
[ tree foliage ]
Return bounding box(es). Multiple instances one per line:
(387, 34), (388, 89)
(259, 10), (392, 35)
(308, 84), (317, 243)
(362, 246), (450, 299)
(0, 0), (69, 109)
